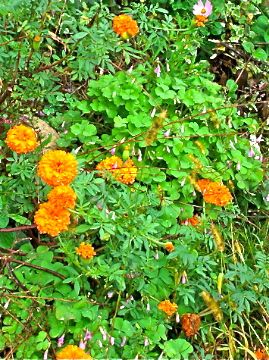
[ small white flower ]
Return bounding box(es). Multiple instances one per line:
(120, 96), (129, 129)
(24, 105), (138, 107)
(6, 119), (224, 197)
(151, 108), (156, 118)
(121, 336), (127, 347)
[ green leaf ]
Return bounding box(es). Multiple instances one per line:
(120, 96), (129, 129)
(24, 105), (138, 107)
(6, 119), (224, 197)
(114, 318), (135, 337)
(73, 32), (88, 40)
(0, 232), (15, 248)
(242, 41), (254, 54)
(226, 79), (238, 94)
(75, 224), (92, 233)
(253, 48), (267, 61)
(9, 214), (31, 225)
(163, 338), (193, 359)
(36, 331), (47, 342)
(55, 301), (81, 322)
(0, 214), (9, 228)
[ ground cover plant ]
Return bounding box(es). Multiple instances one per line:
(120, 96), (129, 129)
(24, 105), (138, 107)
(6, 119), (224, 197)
(0, 0), (268, 359)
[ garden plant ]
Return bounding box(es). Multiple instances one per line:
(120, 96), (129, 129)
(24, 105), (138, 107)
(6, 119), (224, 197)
(0, 0), (268, 359)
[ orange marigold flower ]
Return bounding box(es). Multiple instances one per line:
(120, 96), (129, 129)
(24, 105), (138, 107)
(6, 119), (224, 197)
(96, 155), (123, 173)
(196, 179), (232, 207)
(114, 158), (137, 185)
(196, 178), (213, 193)
(37, 150), (78, 186)
(164, 242), (175, 252)
(182, 215), (200, 226)
(203, 182), (233, 207)
(112, 14), (139, 39)
(34, 202), (70, 237)
(255, 349), (269, 360)
(76, 242), (96, 260)
(96, 156), (137, 185)
(181, 313), (201, 337)
(194, 14), (208, 27)
(5, 124), (39, 154)
(47, 186), (77, 209)
(56, 345), (92, 360)
(158, 300), (178, 316)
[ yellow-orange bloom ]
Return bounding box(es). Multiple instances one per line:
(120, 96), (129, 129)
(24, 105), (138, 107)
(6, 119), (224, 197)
(34, 202), (70, 237)
(56, 345), (92, 360)
(5, 124), (39, 154)
(47, 186), (76, 209)
(203, 182), (232, 206)
(254, 349), (269, 360)
(182, 215), (200, 226)
(114, 158), (137, 185)
(158, 300), (178, 316)
(37, 150), (78, 186)
(76, 242), (96, 260)
(96, 155), (123, 173)
(194, 15), (208, 27)
(196, 178), (212, 192)
(96, 156), (137, 185)
(196, 179), (232, 207)
(181, 313), (201, 337)
(164, 242), (175, 252)
(112, 14), (139, 39)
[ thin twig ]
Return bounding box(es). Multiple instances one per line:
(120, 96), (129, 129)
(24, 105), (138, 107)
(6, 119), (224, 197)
(0, 225), (37, 232)
(1, 256), (66, 280)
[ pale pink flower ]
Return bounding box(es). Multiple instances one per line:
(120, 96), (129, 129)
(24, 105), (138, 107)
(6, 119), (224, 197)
(57, 334), (65, 347)
(193, 0), (213, 17)
(181, 271), (188, 284)
(107, 291), (114, 299)
(79, 340), (86, 350)
(154, 64), (161, 77)
(84, 329), (92, 341)
(248, 134), (263, 160)
(100, 327), (107, 341)
(163, 129), (170, 137)
(43, 349), (48, 360)
(110, 336), (115, 346)
(110, 147), (116, 155)
(248, 148), (255, 158)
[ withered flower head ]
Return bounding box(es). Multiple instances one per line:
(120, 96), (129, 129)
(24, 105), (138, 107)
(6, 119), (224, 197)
(181, 313), (201, 337)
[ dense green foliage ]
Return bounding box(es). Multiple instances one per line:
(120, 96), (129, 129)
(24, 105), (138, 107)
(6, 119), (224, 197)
(0, 0), (268, 359)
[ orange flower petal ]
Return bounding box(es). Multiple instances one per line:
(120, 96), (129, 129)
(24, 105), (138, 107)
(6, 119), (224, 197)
(164, 242), (175, 252)
(5, 124), (39, 154)
(112, 14), (139, 38)
(56, 345), (92, 360)
(34, 202), (70, 237)
(76, 242), (96, 260)
(96, 156), (137, 185)
(37, 150), (78, 186)
(158, 300), (178, 316)
(47, 185), (77, 209)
